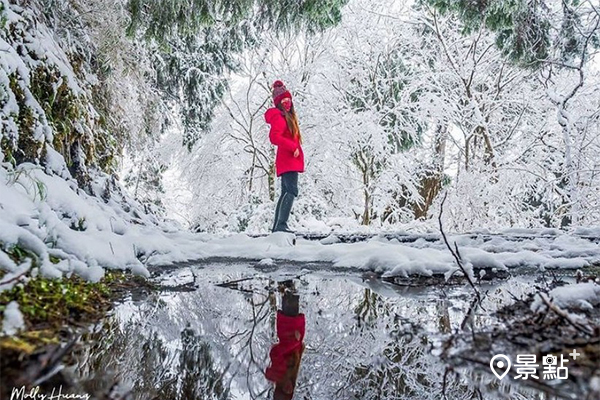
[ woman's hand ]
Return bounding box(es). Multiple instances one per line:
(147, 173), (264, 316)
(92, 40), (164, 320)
(293, 148), (300, 158)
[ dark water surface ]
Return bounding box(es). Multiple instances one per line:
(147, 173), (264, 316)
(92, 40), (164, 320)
(65, 262), (586, 400)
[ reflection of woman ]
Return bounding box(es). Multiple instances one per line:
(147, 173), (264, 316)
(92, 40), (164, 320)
(265, 285), (305, 400)
(265, 80), (305, 233)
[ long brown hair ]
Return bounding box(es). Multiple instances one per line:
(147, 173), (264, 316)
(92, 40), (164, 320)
(277, 104), (303, 144)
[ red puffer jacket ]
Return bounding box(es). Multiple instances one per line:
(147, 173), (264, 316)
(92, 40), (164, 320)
(265, 311), (305, 396)
(265, 108), (305, 177)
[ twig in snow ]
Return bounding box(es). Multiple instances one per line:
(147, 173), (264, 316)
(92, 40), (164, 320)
(539, 293), (593, 336)
(438, 192), (481, 302)
(0, 270), (28, 286)
(189, 266), (198, 286)
(453, 242), (463, 261)
(459, 296), (480, 331)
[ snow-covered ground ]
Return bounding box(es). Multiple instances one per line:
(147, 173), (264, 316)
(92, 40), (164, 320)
(145, 230), (600, 280)
(531, 282), (600, 312)
(0, 161), (205, 288)
(2, 161), (599, 296)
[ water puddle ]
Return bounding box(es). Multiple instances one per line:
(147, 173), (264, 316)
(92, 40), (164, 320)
(64, 262), (589, 399)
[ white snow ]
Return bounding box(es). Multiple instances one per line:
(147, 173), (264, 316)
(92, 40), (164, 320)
(3, 160), (600, 291)
(141, 231), (599, 283)
(320, 234), (341, 245)
(591, 376), (600, 392)
(0, 162), (204, 288)
(531, 282), (600, 312)
(257, 258), (275, 266)
(2, 0), (599, 293)
(261, 232), (296, 248)
(2, 301), (25, 335)
(2, 0), (600, 319)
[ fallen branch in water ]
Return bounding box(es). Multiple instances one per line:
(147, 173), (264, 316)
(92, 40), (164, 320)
(215, 277), (254, 288)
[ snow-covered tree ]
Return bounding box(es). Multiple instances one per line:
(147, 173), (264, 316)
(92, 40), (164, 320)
(126, 0), (350, 148)
(424, 0), (600, 226)
(163, 0), (600, 232)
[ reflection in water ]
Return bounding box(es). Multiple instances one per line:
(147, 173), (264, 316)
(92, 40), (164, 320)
(70, 308), (228, 399)
(65, 264), (567, 400)
(265, 281), (305, 400)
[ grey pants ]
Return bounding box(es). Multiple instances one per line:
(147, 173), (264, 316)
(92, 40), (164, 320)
(272, 172), (298, 232)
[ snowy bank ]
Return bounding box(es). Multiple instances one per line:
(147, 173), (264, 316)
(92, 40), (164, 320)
(147, 231), (600, 278)
(0, 163), (211, 290)
(531, 282), (600, 312)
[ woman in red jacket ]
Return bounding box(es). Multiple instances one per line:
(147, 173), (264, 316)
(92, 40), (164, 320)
(265, 80), (305, 233)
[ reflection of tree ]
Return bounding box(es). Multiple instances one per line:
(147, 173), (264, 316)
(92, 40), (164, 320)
(351, 290), (431, 398)
(437, 299), (451, 334)
(69, 316), (130, 396)
(135, 331), (177, 399)
(354, 288), (387, 328)
(68, 310), (228, 400)
(221, 290), (274, 399)
(344, 324), (483, 400)
(243, 294), (272, 399)
(350, 336), (429, 399)
(68, 313), (178, 399)
(308, 286), (484, 400)
(180, 326), (228, 400)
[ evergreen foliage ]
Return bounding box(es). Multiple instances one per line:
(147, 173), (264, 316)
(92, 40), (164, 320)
(0, 2), (6, 28)
(423, 0), (600, 67)
(128, 0), (347, 40)
(127, 0), (349, 147)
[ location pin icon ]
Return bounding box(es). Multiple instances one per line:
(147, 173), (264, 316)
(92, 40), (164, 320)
(490, 354), (511, 380)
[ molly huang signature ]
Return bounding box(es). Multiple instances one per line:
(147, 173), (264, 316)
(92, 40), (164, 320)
(11, 386), (91, 400)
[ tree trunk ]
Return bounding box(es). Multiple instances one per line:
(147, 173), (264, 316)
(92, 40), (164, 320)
(414, 125), (447, 219)
(361, 159), (372, 226)
(362, 188), (371, 225)
(476, 125), (497, 172)
(268, 162), (276, 202)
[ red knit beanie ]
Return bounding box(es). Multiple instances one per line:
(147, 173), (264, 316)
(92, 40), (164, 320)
(272, 80), (292, 106)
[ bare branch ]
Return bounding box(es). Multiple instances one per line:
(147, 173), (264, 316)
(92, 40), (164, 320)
(438, 192), (481, 301)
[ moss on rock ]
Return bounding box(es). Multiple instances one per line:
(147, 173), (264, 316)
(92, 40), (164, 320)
(8, 74), (42, 164)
